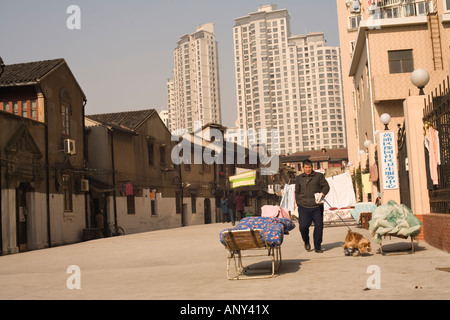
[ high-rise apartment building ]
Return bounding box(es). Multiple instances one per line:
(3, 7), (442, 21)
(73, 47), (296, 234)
(233, 5), (346, 155)
(337, 0), (450, 165)
(168, 23), (221, 133)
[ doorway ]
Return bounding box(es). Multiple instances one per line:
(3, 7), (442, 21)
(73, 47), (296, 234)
(204, 198), (211, 225)
(90, 195), (107, 237)
(16, 183), (32, 252)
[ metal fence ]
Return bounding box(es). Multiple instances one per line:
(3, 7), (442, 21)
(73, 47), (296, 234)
(423, 76), (450, 214)
(397, 121), (411, 210)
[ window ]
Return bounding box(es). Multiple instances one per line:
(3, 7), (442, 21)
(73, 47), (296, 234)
(1, 102), (9, 112)
(348, 15), (361, 30)
(127, 195), (135, 214)
(13, 102), (18, 115)
(148, 142), (155, 166)
(61, 103), (70, 136)
(350, 41), (356, 58)
(385, 7), (400, 19)
(31, 100), (37, 120)
(388, 50), (414, 74)
(21, 101), (28, 118)
(447, 0), (450, 11)
(62, 174), (73, 212)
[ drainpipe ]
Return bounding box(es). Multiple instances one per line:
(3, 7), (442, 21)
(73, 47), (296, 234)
(82, 100), (88, 228)
(36, 80), (51, 248)
(110, 129), (118, 228)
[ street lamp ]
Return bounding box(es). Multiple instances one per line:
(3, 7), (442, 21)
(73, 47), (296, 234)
(411, 69), (430, 96)
(380, 113), (391, 130)
(364, 140), (372, 150)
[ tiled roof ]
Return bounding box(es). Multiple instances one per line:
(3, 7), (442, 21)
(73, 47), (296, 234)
(86, 109), (156, 132)
(0, 59), (65, 87)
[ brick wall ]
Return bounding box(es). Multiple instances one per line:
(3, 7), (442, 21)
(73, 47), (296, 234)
(416, 214), (450, 254)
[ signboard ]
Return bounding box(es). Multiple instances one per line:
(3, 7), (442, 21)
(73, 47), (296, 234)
(378, 131), (399, 190)
(229, 170), (256, 189)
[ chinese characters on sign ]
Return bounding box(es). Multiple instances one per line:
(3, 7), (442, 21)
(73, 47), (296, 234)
(379, 131), (399, 190)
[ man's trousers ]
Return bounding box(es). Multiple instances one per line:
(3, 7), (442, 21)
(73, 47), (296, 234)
(298, 205), (324, 250)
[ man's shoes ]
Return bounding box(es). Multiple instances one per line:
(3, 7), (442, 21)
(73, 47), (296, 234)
(304, 243), (311, 251)
(315, 249), (324, 253)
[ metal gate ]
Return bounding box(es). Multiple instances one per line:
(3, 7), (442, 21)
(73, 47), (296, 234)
(397, 121), (411, 209)
(423, 76), (450, 214)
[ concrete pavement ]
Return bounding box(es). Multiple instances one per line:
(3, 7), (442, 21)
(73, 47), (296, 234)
(0, 221), (449, 300)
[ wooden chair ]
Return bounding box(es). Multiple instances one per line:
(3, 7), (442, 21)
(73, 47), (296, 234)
(222, 229), (282, 280)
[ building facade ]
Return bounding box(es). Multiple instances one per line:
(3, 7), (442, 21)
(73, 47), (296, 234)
(337, 0), (450, 165)
(168, 23), (222, 133)
(85, 110), (218, 235)
(233, 5), (347, 155)
(0, 58), (87, 254)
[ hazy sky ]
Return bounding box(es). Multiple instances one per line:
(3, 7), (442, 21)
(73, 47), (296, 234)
(0, 0), (340, 127)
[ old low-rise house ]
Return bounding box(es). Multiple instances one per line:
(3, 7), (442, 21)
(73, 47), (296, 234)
(85, 110), (221, 235)
(0, 58), (87, 254)
(281, 148), (349, 177)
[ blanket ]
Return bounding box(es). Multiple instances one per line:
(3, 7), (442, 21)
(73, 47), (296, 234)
(261, 205), (291, 219)
(219, 217), (295, 248)
(369, 201), (423, 244)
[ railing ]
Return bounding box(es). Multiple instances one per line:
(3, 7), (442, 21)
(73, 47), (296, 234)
(376, 0), (402, 7)
(423, 76), (450, 214)
(369, 0), (434, 19)
(397, 121), (412, 209)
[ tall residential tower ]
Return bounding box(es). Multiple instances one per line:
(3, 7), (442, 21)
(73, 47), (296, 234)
(233, 5), (346, 155)
(168, 23), (222, 133)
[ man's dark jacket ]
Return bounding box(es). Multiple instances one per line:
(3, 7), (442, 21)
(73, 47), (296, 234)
(295, 171), (330, 208)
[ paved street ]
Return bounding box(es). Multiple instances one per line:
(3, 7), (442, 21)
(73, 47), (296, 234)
(0, 222), (449, 300)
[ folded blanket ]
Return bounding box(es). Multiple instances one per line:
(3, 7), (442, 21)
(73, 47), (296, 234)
(219, 216), (295, 248)
(369, 201), (422, 244)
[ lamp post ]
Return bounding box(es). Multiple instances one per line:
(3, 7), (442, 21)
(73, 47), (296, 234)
(380, 113), (391, 131)
(411, 69), (430, 96)
(364, 139), (372, 151)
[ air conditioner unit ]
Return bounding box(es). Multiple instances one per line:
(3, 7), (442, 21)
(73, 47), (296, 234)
(64, 139), (76, 155)
(80, 179), (89, 192)
(350, 0), (361, 12)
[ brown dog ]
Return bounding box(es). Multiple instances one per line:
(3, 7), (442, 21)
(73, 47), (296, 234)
(343, 230), (372, 256)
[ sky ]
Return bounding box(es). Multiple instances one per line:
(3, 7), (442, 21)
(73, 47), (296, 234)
(0, 0), (340, 128)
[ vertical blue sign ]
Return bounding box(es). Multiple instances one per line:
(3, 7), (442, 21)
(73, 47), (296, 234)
(379, 131), (399, 190)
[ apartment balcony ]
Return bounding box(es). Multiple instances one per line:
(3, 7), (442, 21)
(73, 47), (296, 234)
(368, 0), (434, 19)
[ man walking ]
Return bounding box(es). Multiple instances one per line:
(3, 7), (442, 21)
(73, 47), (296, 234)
(295, 160), (330, 253)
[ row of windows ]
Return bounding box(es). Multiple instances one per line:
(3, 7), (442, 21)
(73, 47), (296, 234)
(1, 100), (38, 121)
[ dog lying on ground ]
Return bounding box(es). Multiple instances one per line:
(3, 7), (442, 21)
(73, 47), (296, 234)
(343, 230), (372, 256)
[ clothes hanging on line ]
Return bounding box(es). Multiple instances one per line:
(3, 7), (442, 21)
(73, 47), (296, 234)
(126, 183), (134, 196)
(425, 125), (441, 186)
(280, 184), (296, 212)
